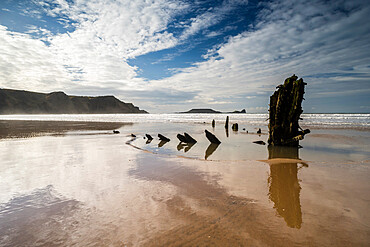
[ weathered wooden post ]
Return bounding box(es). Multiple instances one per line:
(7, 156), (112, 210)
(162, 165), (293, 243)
(158, 134), (170, 142)
(205, 130), (221, 144)
(268, 75), (310, 146)
(177, 133), (197, 143)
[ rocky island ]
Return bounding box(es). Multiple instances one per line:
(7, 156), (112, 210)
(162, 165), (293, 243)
(180, 108), (246, 114)
(180, 109), (221, 114)
(0, 89), (147, 114)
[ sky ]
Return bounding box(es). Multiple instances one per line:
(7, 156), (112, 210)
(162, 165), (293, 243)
(0, 0), (369, 113)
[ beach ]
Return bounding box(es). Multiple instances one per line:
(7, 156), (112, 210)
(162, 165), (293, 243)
(0, 115), (369, 246)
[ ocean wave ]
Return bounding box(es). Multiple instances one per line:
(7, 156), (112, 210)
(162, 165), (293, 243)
(0, 113), (369, 128)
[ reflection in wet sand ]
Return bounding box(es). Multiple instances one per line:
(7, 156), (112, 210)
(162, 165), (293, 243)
(0, 185), (79, 246)
(0, 120), (369, 246)
(0, 120), (127, 139)
(267, 145), (303, 229)
(205, 143), (220, 160)
(184, 142), (195, 152)
(177, 142), (195, 152)
(177, 142), (184, 151)
(158, 140), (168, 147)
(130, 154), (292, 246)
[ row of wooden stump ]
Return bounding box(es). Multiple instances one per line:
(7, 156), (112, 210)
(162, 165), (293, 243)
(142, 130), (220, 145)
(114, 116), (265, 146)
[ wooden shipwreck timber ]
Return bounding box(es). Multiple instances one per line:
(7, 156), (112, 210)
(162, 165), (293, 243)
(127, 74), (311, 159)
(268, 75), (310, 146)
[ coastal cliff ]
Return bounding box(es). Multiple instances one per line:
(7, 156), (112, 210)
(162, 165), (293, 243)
(0, 89), (147, 114)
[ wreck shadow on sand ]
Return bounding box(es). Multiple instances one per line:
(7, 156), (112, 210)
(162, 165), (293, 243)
(205, 143), (220, 160)
(266, 145), (308, 229)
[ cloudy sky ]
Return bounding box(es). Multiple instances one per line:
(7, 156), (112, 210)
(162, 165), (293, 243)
(0, 0), (369, 113)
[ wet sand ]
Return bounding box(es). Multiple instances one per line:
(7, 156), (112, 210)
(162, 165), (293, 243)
(0, 120), (369, 246)
(0, 120), (128, 139)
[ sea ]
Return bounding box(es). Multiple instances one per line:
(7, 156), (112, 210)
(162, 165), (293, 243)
(0, 113), (369, 129)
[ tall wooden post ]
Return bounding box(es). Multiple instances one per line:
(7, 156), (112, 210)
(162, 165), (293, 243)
(268, 75), (309, 146)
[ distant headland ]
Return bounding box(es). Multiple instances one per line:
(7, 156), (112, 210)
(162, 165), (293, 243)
(0, 89), (147, 114)
(179, 108), (246, 114)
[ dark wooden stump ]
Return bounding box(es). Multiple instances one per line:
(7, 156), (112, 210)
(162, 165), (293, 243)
(205, 130), (221, 144)
(184, 133), (197, 143)
(177, 134), (187, 142)
(177, 133), (197, 143)
(158, 134), (170, 142)
(268, 75), (309, 146)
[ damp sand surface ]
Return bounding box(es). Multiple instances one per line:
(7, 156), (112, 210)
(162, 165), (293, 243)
(0, 120), (369, 246)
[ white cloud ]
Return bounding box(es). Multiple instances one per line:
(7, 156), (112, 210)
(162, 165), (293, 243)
(25, 25), (52, 37)
(0, 0), (191, 96)
(0, 0), (369, 113)
(1, 0), (251, 108)
(149, 0), (370, 112)
(180, 0), (248, 41)
(0, 0), (251, 108)
(0, 25), (71, 92)
(180, 10), (223, 40)
(36, 0), (188, 59)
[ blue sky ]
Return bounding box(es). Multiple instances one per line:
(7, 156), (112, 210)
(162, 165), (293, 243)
(0, 0), (369, 113)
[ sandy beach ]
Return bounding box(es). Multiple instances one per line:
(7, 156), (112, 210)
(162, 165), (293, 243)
(0, 119), (369, 246)
(2, 0), (369, 245)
